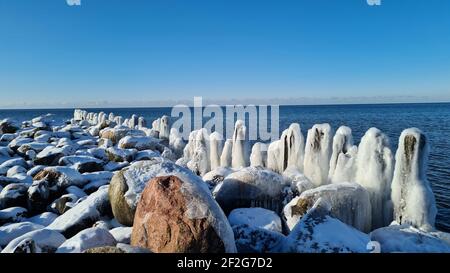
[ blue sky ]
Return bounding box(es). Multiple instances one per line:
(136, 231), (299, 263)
(0, 0), (449, 108)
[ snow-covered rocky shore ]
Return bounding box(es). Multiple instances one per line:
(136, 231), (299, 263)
(0, 109), (449, 253)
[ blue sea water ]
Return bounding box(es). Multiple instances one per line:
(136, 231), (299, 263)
(1, 103), (450, 232)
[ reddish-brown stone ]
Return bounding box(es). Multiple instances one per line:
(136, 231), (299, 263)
(131, 175), (226, 253)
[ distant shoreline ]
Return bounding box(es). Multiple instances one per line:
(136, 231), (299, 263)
(1, 101), (450, 111)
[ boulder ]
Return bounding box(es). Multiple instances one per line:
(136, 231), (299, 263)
(283, 182), (371, 233)
(283, 198), (370, 253)
(0, 207), (27, 226)
(0, 119), (20, 134)
(26, 212), (58, 227)
(232, 224), (286, 253)
(131, 175), (236, 253)
(109, 158), (201, 226)
(106, 147), (137, 162)
(1, 229), (66, 253)
(34, 145), (76, 166)
(370, 224), (450, 253)
(59, 155), (104, 173)
(0, 222), (44, 247)
(47, 186), (112, 238)
(0, 183), (28, 209)
(228, 208), (282, 233)
(118, 135), (161, 151)
(56, 227), (116, 253)
(110, 226), (132, 244)
(213, 166), (285, 214)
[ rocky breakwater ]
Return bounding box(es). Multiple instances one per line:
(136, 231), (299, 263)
(0, 109), (449, 253)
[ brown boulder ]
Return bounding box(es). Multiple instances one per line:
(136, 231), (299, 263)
(131, 175), (236, 253)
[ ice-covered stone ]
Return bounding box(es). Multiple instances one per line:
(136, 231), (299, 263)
(303, 123), (332, 187)
(228, 208), (282, 233)
(213, 166), (285, 214)
(391, 128), (437, 231)
(355, 127), (394, 229)
(283, 182), (371, 233)
(1, 228), (66, 253)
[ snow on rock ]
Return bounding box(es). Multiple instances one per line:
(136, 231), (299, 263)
(106, 147), (137, 162)
(391, 128), (437, 231)
(59, 155), (104, 173)
(110, 226), (132, 244)
(0, 158), (29, 175)
(355, 127), (394, 230)
(213, 166), (285, 214)
(370, 224), (450, 253)
(0, 207), (28, 226)
(232, 224), (286, 253)
(56, 227), (116, 253)
(231, 120), (249, 168)
(0, 183), (28, 209)
(26, 212), (58, 227)
(0, 222), (44, 247)
(283, 182), (371, 233)
(109, 157), (206, 226)
(118, 135), (161, 151)
(47, 185), (111, 238)
(202, 167), (234, 190)
(135, 150), (160, 161)
(33, 166), (87, 188)
(303, 123), (332, 187)
(228, 208), (282, 233)
(130, 175), (237, 253)
(250, 142), (267, 168)
(1, 228), (66, 253)
(284, 198), (370, 253)
(34, 145), (77, 166)
(282, 167), (314, 196)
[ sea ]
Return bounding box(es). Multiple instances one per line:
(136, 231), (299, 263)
(1, 103), (449, 232)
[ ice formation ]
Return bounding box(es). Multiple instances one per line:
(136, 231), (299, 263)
(250, 142), (267, 168)
(355, 127), (394, 230)
(303, 123), (332, 187)
(209, 132), (224, 171)
(220, 139), (233, 168)
(328, 126), (356, 183)
(231, 120), (248, 169)
(391, 128), (437, 231)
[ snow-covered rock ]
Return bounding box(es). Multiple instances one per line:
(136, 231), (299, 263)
(283, 182), (371, 233)
(47, 186), (111, 237)
(232, 224), (286, 253)
(1, 228), (66, 253)
(109, 158), (202, 226)
(56, 227), (116, 253)
(370, 224), (450, 253)
(284, 198), (370, 253)
(59, 155), (104, 173)
(106, 147), (137, 162)
(228, 208), (282, 233)
(26, 212), (58, 227)
(213, 166), (285, 214)
(0, 207), (27, 225)
(118, 135), (161, 151)
(110, 226), (132, 244)
(0, 222), (44, 247)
